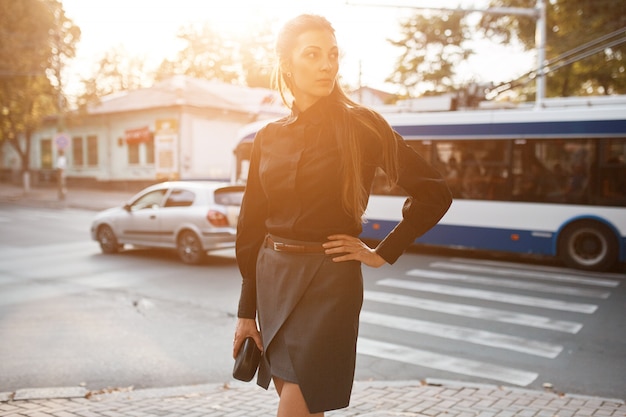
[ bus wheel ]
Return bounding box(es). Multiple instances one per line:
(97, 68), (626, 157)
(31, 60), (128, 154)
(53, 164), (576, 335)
(558, 220), (618, 272)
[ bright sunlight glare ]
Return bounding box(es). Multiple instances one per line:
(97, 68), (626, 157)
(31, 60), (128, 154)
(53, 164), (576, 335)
(61, 0), (534, 98)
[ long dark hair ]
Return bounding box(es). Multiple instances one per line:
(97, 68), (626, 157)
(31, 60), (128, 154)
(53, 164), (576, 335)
(273, 14), (399, 222)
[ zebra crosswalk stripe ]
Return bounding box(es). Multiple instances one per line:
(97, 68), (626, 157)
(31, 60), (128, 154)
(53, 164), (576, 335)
(378, 278), (598, 313)
(364, 290), (583, 334)
(357, 337), (539, 386)
(407, 268), (611, 298)
(360, 310), (563, 358)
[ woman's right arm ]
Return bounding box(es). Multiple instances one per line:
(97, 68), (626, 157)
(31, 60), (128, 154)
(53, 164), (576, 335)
(233, 318), (263, 358)
(233, 130), (268, 356)
(235, 129), (268, 317)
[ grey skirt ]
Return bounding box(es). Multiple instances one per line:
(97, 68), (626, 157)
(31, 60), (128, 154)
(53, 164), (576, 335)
(255, 235), (363, 414)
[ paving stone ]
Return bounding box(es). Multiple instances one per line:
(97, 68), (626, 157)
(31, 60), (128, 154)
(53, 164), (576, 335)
(0, 381), (623, 417)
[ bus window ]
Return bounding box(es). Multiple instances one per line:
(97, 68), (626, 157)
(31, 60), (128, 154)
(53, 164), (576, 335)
(433, 142), (462, 197)
(371, 140), (434, 196)
(597, 138), (626, 204)
(513, 139), (594, 204)
(452, 141), (510, 200)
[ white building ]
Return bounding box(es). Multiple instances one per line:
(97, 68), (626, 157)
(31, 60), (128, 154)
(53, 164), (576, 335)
(1, 75), (287, 188)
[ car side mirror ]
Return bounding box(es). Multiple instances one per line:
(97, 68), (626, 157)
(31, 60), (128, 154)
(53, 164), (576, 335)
(123, 203), (131, 212)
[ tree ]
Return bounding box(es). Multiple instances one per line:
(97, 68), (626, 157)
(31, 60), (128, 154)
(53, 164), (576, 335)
(154, 23), (241, 84)
(386, 11), (472, 97)
(76, 20), (276, 104)
(154, 21), (275, 88)
(477, 0), (625, 98)
(0, 0), (79, 190)
(77, 47), (152, 110)
(238, 22), (276, 89)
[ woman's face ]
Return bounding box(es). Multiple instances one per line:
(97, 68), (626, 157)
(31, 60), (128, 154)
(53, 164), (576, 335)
(286, 29), (339, 111)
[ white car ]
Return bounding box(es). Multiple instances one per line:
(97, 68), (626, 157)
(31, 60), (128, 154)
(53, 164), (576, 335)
(91, 181), (244, 264)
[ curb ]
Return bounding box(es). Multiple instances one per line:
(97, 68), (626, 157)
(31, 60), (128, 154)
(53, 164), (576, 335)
(13, 387), (88, 401)
(2, 379), (624, 404)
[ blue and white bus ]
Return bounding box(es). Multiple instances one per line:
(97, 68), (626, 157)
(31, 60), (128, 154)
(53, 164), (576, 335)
(233, 95), (626, 272)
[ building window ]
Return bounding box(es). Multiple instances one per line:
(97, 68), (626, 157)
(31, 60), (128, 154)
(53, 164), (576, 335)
(87, 135), (98, 166)
(124, 126), (153, 165)
(72, 136), (84, 166)
(145, 139), (155, 164)
(40, 139), (53, 169)
(128, 143), (140, 164)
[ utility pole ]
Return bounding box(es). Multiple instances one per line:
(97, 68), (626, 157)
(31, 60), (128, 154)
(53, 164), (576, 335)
(51, 4), (68, 200)
(347, 0), (547, 108)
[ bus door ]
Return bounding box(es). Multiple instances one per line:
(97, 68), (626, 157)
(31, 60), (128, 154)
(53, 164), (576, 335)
(596, 138), (626, 206)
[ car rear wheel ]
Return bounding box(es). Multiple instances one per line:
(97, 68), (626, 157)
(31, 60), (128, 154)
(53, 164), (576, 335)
(558, 220), (618, 271)
(177, 230), (206, 265)
(97, 225), (121, 254)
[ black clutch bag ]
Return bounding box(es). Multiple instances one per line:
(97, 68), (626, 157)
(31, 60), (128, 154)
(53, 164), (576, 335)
(233, 337), (261, 382)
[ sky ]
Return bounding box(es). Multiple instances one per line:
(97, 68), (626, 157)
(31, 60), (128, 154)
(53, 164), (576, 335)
(60, 0), (535, 100)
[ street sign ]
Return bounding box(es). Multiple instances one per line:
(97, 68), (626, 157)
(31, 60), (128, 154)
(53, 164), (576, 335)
(54, 133), (70, 150)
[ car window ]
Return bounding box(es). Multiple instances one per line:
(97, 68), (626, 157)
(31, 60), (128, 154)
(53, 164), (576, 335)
(130, 189), (166, 211)
(214, 186), (245, 206)
(164, 188), (195, 207)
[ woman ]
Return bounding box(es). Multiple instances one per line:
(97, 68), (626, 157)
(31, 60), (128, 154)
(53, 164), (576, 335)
(232, 14), (452, 417)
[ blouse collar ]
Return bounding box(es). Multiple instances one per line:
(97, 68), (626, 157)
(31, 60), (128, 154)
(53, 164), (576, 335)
(282, 96), (333, 127)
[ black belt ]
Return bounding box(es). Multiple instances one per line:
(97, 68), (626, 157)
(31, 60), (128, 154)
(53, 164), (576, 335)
(265, 236), (326, 254)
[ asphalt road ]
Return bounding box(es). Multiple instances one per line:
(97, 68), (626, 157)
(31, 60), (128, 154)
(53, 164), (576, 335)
(1, 202), (624, 400)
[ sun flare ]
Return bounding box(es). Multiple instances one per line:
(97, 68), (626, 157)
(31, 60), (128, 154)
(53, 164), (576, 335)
(61, 0), (533, 99)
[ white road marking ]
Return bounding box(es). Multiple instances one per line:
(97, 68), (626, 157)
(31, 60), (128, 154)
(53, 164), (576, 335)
(447, 258), (624, 284)
(378, 278), (598, 313)
(360, 311), (563, 358)
(364, 290), (582, 334)
(357, 337), (538, 386)
(407, 268), (611, 298)
(431, 261), (621, 288)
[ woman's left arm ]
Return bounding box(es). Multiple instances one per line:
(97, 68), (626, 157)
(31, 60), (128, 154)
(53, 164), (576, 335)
(324, 132), (452, 267)
(323, 234), (387, 267)
(374, 134), (453, 264)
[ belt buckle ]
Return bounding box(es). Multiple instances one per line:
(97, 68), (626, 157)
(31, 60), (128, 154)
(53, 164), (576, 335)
(273, 241), (306, 252)
(273, 241), (286, 251)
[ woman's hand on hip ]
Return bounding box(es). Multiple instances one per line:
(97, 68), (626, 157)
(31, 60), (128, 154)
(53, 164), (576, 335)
(323, 234), (386, 268)
(233, 318), (263, 359)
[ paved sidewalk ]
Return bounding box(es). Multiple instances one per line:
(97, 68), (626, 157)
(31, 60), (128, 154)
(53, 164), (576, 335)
(1, 379), (624, 417)
(0, 183), (139, 211)
(1, 182), (625, 416)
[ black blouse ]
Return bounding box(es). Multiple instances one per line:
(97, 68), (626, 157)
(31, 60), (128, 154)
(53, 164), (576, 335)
(236, 97), (452, 319)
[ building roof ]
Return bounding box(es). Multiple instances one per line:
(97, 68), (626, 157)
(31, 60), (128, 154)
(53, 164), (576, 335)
(349, 86), (396, 105)
(87, 75), (287, 117)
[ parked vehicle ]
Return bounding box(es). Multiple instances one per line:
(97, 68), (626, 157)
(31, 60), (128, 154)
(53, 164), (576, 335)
(91, 181), (244, 264)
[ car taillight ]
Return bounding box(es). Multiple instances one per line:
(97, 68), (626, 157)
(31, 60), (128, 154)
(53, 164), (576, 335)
(207, 210), (229, 227)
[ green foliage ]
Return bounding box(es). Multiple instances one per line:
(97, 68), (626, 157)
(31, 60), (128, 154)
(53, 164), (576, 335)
(387, 11), (471, 96)
(477, 0), (625, 97)
(155, 24), (241, 83)
(388, 0), (624, 99)
(78, 19), (276, 106)
(239, 22), (276, 89)
(76, 47), (151, 110)
(0, 0), (79, 173)
(153, 20), (276, 88)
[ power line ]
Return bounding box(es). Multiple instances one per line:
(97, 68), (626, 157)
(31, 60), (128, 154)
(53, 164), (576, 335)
(487, 27), (626, 98)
